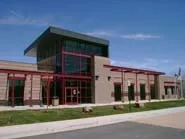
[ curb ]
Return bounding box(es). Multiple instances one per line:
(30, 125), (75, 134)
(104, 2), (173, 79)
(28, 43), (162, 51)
(0, 106), (185, 139)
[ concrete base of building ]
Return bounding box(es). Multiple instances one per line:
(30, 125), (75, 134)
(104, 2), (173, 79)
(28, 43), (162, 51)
(0, 100), (8, 106)
(24, 100), (41, 106)
(0, 98), (180, 111)
(0, 100), (40, 106)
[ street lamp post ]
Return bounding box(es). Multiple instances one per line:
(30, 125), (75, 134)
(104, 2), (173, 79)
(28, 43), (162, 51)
(180, 76), (183, 99)
(174, 74), (178, 99)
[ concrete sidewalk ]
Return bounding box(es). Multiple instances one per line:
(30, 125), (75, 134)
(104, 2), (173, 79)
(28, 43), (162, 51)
(0, 106), (185, 139)
(0, 99), (178, 111)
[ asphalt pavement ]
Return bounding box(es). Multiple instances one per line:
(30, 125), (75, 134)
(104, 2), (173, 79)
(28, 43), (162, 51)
(17, 121), (185, 139)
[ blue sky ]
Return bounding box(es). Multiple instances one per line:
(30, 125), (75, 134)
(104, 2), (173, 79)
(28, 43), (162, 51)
(0, 0), (185, 74)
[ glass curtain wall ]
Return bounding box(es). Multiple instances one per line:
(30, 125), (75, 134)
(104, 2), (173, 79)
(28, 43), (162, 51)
(37, 37), (108, 104)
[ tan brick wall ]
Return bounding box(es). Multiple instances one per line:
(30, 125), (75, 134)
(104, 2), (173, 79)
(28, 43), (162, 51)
(93, 56), (173, 103)
(93, 56), (159, 103)
(24, 75), (41, 101)
(0, 59), (177, 105)
(0, 61), (42, 105)
(0, 73), (8, 100)
(159, 75), (178, 99)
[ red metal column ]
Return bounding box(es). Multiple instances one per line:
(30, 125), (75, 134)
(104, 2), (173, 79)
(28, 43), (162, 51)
(124, 71), (126, 101)
(121, 71), (124, 102)
(46, 77), (49, 107)
(136, 73), (138, 102)
(79, 80), (81, 104)
(61, 47), (65, 104)
(48, 80), (51, 105)
(12, 74), (14, 107)
(30, 75), (33, 107)
(147, 74), (150, 101)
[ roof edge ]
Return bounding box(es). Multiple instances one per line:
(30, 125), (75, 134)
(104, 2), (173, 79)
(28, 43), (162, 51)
(24, 27), (51, 56)
(24, 26), (109, 57)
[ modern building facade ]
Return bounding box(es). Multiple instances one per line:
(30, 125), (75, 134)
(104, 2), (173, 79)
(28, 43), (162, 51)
(0, 26), (180, 106)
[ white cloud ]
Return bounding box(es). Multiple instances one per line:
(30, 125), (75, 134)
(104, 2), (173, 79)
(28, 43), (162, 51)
(85, 30), (161, 41)
(121, 34), (161, 40)
(111, 58), (171, 71)
(0, 10), (53, 26)
(85, 31), (113, 37)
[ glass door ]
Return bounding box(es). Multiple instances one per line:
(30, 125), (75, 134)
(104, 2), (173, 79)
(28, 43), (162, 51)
(65, 87), (78, 104)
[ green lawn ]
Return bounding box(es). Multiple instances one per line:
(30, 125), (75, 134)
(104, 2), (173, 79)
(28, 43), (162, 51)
(0, 100), (185, 127)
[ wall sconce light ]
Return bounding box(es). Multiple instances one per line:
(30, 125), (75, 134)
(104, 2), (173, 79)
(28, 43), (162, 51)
(108, 76), (111, 81)
(95, 75), (99, 80)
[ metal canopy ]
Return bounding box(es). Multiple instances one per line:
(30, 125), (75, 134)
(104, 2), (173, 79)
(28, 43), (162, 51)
(24, 26), (109, 57)
(104, 65), (165, 75)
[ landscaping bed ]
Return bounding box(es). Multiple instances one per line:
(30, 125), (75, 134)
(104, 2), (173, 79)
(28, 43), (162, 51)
(0, 100), (185, 127)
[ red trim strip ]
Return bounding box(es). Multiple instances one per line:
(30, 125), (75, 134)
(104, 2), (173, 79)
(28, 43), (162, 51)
(8, 77), (26, 80)
(0, 69), (92, 79)
(164, 81), (180, 84)
(63, 51), (91, 58)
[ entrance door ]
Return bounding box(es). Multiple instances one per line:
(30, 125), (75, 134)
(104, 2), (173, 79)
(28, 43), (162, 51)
(114, 84), (122, 101)
(140, 84), (146, 100)
(65, 87), (78, 104)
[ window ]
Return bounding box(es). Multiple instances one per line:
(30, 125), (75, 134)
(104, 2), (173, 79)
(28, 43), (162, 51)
(64, 40), (108, 57)
(63, 55), (91, 75)
(164, 86), (168, 95)
(164, 86), (175, 95)
(171, 86), (174, 95)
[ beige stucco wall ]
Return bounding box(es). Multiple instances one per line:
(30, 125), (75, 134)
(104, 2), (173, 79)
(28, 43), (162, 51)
(93, 56), (114, 103)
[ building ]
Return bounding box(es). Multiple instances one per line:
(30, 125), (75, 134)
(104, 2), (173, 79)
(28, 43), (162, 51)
(0, 26), (180, 107)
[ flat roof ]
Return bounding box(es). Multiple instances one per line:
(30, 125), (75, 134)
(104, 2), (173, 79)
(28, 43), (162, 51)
(24, 26), (109, 57)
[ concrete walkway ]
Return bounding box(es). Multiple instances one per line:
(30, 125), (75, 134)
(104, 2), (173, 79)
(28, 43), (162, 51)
(0, 99), (178, 111)
(0, 106), (185, 139)
(133, 111), (185, 130)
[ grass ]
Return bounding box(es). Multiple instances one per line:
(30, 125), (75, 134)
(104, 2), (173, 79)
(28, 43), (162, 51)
(0, 100), (185, 127)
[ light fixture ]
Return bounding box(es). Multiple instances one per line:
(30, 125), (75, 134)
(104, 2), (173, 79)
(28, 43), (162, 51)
(95, 75), (99, 80)
(108, 76), (111, 81)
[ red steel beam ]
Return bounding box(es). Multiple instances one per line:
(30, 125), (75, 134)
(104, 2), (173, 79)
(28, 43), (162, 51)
(62, 51), (91, 58)
(164, 81), (180, 84)
(104, 64), (165, 75)
(8, 77), (26, 80)
(0, 69), (92, 79)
